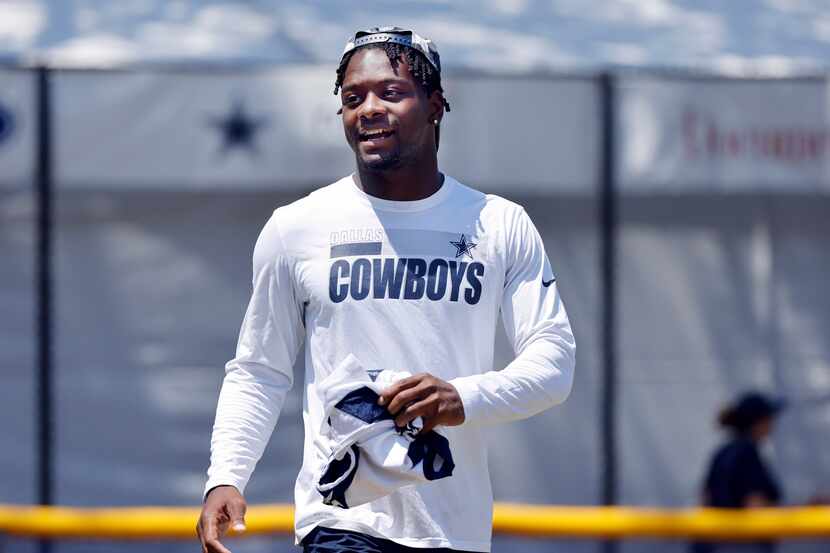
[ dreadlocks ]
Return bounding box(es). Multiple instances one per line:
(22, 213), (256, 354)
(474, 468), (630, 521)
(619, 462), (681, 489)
(334, 41), (451, 114)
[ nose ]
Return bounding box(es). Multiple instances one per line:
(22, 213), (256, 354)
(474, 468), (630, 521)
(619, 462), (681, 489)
(359, 91), (385, 121)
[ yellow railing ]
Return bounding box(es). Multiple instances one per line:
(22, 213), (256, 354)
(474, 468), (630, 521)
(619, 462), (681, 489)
(1, 503), (829, 541)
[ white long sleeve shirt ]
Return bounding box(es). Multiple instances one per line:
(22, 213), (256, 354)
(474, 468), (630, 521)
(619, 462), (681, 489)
(205, 174), (575, 552)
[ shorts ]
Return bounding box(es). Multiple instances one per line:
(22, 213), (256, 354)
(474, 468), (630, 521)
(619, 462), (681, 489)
(301, 526), (477, 553)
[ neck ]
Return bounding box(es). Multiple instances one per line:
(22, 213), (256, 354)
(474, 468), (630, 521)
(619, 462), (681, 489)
(355, 155), (443, 201)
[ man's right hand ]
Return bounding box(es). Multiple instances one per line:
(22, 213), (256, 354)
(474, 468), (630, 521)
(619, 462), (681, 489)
(197, 485), (247, 553)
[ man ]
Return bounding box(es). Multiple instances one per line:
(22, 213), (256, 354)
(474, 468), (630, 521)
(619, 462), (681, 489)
(197, 26), (575, 553)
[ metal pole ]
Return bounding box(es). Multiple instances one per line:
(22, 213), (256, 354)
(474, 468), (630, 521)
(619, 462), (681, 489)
(35, 65), (54, 553)
(599, 71), (618, 553)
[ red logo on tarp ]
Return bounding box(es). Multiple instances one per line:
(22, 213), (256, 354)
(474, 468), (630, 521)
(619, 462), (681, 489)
(682, 107), (830, 164)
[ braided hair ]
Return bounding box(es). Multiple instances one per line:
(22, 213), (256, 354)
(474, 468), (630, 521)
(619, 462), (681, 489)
(334, 41), (451, 149)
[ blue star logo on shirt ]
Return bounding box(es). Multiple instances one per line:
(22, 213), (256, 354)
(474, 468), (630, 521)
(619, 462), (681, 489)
(209, 98), (269, 156)
(450, 234), (477, 259)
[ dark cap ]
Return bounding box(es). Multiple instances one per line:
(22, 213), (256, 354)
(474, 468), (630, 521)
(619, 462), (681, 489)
(720, 391), (786, 431)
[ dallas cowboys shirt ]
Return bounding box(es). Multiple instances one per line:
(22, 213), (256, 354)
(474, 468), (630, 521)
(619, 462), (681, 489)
(205, 174), (576, 552)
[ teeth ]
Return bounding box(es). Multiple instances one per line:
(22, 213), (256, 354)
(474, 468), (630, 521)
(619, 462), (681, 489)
(362, 130), (392, 138)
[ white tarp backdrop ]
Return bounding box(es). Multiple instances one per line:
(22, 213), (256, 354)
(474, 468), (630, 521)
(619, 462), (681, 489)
(52, 69), (598, 192)
(2, 69), (830, 553)
(618, 76), (830, 192)
(439, 76), (598, 191)
(0, 68), (36, 506)
(0, 69), (35, 188)
(53, 68), (351, 187)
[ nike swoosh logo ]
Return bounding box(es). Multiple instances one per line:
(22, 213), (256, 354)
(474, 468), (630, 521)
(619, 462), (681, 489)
(542, 278), (556, 287)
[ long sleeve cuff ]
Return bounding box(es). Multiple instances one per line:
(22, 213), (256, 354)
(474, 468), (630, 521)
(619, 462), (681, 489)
(449, 374), (492, 426)
(203, 474), (247, 502)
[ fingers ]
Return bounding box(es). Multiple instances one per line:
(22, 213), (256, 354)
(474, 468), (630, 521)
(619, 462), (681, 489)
(380, 373), (465, 432)
(199, 515), (234, 553)
(386, 381), (436, 416)
(225, 498), (247, 533)
(394, 396), (437, 431)
(378, 375), (422, 406)
(198, 488), (246, 553)
(204, 536), (234, 553)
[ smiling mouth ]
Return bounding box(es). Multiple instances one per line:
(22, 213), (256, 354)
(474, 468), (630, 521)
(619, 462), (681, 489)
(359, 129), (395, 141)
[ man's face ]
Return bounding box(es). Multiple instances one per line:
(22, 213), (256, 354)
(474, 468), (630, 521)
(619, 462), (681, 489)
(339, 47), (439, 171)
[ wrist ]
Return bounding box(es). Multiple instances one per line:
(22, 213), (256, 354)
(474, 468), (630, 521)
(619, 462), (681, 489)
(204, 484), (238, 501)
(203, 476), (245, 502)
(447, 375), (484, 425)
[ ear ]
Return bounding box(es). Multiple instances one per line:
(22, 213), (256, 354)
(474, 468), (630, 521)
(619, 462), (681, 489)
(427, 90), (445, 125)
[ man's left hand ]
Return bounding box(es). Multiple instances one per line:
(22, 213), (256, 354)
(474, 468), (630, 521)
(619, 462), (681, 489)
(378, 373), (465, 433)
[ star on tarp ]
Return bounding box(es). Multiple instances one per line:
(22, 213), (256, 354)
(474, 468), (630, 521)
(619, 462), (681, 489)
(0, 102), (15, 146)
(209, 99), (269, 156)
(450, 234), (477, 259)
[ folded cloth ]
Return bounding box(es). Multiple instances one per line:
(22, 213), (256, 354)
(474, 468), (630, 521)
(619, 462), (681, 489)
(314, 354), (455, 508)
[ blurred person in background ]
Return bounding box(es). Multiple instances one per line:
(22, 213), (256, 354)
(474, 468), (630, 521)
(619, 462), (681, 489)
(196, 26), (575, 553)
(691, 391), (785, 553)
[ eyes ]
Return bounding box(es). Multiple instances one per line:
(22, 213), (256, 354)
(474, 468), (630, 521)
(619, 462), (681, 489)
(341, 87), (407, 109)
